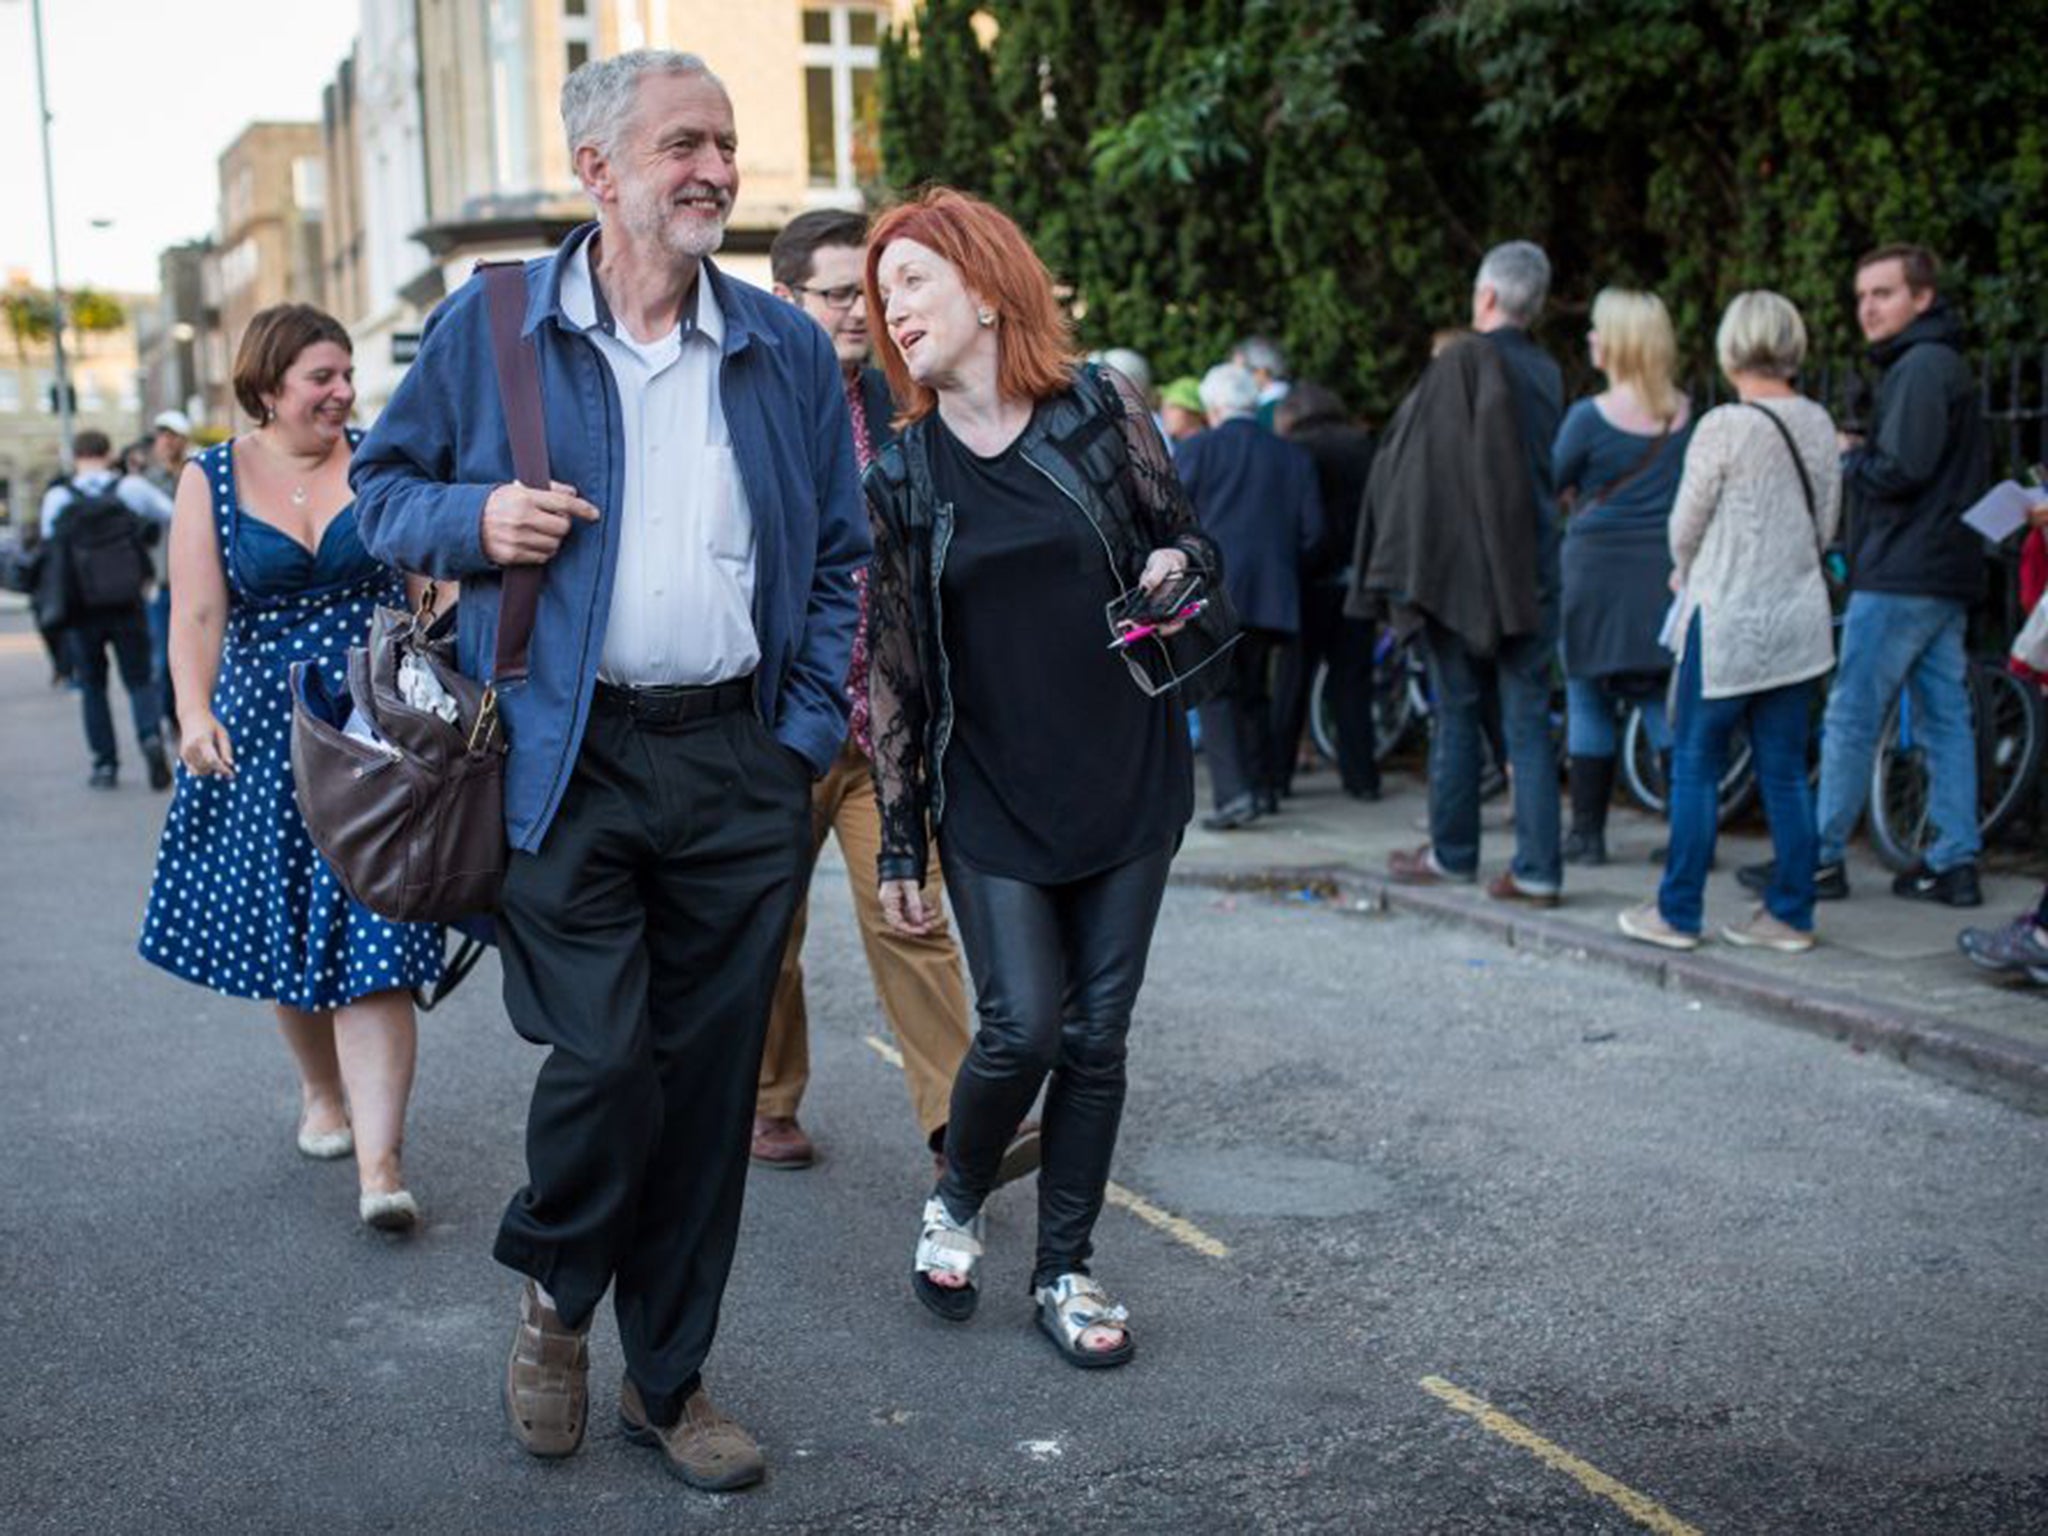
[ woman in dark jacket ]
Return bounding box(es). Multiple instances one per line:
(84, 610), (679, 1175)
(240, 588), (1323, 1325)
(1555, 287), (1694, 864)
(862, 188), (1220, 1368)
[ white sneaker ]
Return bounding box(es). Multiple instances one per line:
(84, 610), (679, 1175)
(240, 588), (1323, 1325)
(1720, 906), (1815, 953)
(1617, 901), (1700, 951)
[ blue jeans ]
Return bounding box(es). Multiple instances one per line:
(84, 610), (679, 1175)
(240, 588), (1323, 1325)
(1815, 592), (1979, 872)
(1420, 619), (1561, 890)
(1565, 674), (1669, 758)
(66, 609), (163, 770)
(147, 585), (175, 723)
(1659, 616), (1816, 934)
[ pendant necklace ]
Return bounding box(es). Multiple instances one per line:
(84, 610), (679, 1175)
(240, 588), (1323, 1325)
(290, 483), (309, 507)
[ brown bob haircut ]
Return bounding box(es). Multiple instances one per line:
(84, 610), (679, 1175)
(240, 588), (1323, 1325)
(864, 187), (1076, 425)
(1856, 242), (1940, 296)
(233, 303), (352, 421)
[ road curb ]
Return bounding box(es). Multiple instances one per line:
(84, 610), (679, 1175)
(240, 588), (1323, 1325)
(1170, 862), (2048, 1117)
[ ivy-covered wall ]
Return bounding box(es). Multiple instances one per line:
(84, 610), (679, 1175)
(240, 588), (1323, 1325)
(878, 0), (2048, 421)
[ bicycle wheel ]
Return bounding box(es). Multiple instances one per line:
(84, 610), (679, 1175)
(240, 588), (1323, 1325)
(1870, 661), (2047, 870)
(1372, 643), (1419, 764)
(1618, 706), (1758, 823)
(1620, 706), (1665, 813)
(1309, 660), (1338, 764)
(1868, 700), (1932, 873)
(1971, 659), (2044, 846)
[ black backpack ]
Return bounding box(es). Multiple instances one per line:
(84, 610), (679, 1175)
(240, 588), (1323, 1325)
(53, 480), (153, 613)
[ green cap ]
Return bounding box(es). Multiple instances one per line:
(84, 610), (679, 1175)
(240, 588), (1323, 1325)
(1160, 376), (1202, 414)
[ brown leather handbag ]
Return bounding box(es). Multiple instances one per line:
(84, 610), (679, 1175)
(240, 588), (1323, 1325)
(289, 261), (548, 923)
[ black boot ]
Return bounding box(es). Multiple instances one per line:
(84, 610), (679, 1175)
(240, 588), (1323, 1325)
(1563, 754), (1614, 866)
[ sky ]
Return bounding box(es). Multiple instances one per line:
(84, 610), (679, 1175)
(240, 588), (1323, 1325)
(0, 0), (362, 294)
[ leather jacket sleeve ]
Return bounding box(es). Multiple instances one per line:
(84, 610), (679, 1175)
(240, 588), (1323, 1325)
(861, 455), (932, 887)
(1096, 365), (1223, 585)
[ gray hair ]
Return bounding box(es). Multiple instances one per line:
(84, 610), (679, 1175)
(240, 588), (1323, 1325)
(1715, 290), (1808, 381)
(1475, 240), (1551, 326)
(1096, 347), (1153, 397)
(561, 49), (724, 162)
(1198, 362), (1261, 419)
(1233, 335), (1287, 381)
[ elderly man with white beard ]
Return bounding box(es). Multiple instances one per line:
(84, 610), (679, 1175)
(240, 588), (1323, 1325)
(353, 50), (866, 1493)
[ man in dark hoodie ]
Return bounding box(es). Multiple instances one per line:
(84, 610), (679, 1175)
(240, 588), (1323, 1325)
(1741, 244), (1990, 908)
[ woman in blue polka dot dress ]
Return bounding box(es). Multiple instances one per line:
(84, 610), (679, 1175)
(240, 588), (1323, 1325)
(140, 305), (442, 1232)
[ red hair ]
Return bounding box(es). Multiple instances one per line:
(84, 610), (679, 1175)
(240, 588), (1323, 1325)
(864, 186), (1077, 425)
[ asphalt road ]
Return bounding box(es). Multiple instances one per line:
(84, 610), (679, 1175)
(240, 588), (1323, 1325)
(4, 629), (2046, 1534)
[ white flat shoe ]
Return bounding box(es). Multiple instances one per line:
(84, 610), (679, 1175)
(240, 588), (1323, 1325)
(359, 1189), (420, 1232)
(298, 1124), (355, 1160)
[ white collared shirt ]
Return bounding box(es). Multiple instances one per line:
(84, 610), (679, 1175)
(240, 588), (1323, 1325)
(563, 232), (759, 687)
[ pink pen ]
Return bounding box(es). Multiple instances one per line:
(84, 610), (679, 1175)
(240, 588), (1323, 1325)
(1109, 600), (1207, 649)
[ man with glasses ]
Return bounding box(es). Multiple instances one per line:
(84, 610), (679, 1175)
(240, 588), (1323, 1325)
(758, 209), (1039, 1186)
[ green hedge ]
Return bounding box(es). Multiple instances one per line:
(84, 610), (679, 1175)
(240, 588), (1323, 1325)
(878, 0), (2048, 419)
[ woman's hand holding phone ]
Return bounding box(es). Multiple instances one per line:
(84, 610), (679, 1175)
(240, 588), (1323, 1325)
(1134, 549), (1195, 636)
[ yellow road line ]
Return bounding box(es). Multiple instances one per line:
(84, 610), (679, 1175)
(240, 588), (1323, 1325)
(1419, 1376), (1704, 1536)
(1101, 1180), (1230, 1259)
(860, 1033), (1231, 1261)
(0, 633), (46, 656)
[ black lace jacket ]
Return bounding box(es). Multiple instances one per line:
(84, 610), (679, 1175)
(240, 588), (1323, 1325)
(861, 365), (1222, 885)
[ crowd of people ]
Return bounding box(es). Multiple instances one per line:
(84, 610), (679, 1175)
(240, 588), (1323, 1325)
(10, 41), (2040, 1502)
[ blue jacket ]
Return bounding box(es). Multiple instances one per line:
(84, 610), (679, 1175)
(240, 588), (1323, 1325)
(352, 226), (869, 854)
(1173, 417), (1324, 634)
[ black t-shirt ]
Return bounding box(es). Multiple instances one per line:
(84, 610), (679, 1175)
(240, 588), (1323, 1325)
(931, 407), (1190, 884)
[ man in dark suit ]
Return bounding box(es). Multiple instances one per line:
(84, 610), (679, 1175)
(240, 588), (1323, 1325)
(1175, 362), (1325, 828)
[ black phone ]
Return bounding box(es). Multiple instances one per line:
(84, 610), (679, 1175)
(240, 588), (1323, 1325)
(1109, 570), (1204, 630)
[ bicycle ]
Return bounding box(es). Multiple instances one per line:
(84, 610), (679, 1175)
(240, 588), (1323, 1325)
(1868, 657), (2045, 871)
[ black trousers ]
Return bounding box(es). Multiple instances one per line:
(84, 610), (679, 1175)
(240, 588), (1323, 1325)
(493, 702), (812, 1423)
(1197, 629), (1284, 810)
(1273, 582), (1379, 796)
(66, 608), (161, 769)
(938, 840), (1175, 1289)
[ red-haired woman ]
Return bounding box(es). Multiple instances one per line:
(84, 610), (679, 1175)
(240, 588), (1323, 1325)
(862, 188), (1219, 1368)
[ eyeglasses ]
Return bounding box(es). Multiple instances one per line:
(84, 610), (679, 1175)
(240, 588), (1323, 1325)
(791, 282), (864, 313)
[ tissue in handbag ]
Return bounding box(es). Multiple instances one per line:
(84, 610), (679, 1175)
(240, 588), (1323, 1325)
(289, 602), (509, 923)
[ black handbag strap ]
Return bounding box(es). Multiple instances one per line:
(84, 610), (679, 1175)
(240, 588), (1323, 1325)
(479, 260), (547, 685)
(1741, 400), (1821, 545)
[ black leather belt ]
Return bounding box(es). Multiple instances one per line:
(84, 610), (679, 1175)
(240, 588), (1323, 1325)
(591, 676), (755, 728)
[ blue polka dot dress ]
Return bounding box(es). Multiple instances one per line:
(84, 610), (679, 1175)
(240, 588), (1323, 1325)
(139, 436), (443, 1009)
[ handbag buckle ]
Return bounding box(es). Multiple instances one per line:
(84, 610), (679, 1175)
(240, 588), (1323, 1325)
(466, 685), (500, 753)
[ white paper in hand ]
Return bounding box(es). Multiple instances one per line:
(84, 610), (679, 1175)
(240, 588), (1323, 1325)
(1961, 481), (2048, 543)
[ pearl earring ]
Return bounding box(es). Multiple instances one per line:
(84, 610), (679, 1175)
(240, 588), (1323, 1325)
(977, 308), (995, 328)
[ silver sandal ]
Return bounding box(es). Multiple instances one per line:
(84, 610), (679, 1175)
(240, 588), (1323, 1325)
(913, 1194), (984, 1322)
(1035, 1273), (1134, 1369)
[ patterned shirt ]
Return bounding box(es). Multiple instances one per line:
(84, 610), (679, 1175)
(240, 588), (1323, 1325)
(844, 372), (876, 757)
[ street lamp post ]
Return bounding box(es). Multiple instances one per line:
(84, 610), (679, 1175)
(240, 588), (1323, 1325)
(29, 0), (75, 472)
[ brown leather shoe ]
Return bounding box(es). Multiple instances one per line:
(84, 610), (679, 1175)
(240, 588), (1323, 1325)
(1388, 844), (1473, 885)
(505, 1279), (589, 1458)
(749, 1114), (815, 1169)
(995, 1118), (1042, 1187)
(620, 1379), (766, 1492)
(929, 1118), (1043, 1186)
(1485, 869), (1561, 909)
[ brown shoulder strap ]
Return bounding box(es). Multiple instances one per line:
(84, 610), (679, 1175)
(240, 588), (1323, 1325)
(479, 260), (546, 685)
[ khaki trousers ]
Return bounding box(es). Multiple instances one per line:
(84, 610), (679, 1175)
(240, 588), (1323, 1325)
(758, 740), (970, 1140)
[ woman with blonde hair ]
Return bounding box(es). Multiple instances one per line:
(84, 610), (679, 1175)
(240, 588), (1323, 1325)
(1555, 287), (1694, 864)
(1619, 290), (1840, 953)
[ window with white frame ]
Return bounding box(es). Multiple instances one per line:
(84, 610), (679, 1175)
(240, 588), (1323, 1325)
(802, 5), (882, 192)
(563, 0), (592, 77)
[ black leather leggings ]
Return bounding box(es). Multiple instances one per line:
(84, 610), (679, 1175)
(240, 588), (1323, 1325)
(937, 840), (1174, 1289)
